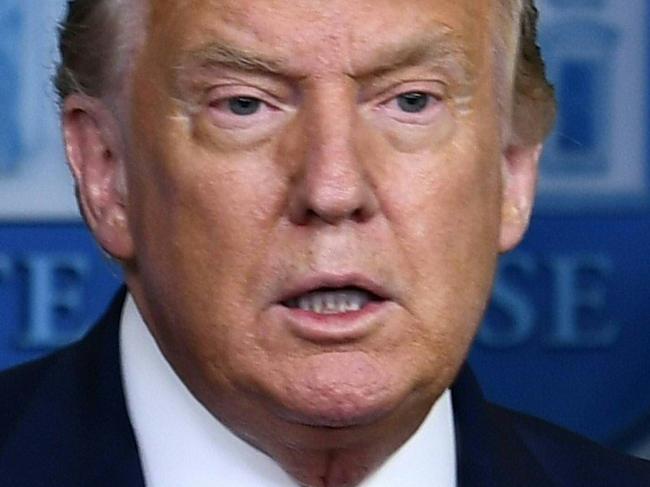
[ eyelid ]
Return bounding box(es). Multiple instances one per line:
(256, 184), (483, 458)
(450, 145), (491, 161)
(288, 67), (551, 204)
(375, 80), (447, 106)
(206, 89), (267, 108)
(201, 83), (296, 132)
(364, 81), (447, 128)
(204, 83), (290, 110)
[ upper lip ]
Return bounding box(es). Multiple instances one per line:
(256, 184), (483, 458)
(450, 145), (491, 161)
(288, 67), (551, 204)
(276, 273), (392, 304)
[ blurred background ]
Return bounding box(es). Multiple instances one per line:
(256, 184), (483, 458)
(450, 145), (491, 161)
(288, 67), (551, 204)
(1, 0), (650, 457)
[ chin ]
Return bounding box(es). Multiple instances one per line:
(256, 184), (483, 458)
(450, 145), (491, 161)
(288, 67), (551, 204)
(265, 352), (411, 429)
(282, 392), (401, 429)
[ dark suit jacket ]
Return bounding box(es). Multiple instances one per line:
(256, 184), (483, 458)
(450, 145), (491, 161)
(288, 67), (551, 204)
(2, 290), (650, 486)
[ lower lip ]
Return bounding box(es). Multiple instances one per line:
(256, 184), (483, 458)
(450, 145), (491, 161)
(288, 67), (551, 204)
(273, 301), (391, 343)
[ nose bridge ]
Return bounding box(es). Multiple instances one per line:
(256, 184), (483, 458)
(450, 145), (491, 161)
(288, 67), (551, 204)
(305, 81), (357, 178)
(288, 79), (377, 225)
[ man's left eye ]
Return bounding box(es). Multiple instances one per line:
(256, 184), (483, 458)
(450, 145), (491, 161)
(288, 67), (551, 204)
(377, 89), (442, 124)
(396, 92), (431, 113)
(227, 96), (263, 116)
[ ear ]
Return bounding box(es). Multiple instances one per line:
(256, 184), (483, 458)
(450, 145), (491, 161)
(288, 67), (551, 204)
(62, 95), (134, 261)
(498, 142), (542, 253)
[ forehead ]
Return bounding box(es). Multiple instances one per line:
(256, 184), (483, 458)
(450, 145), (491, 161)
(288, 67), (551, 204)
(144, 0), (497, 75)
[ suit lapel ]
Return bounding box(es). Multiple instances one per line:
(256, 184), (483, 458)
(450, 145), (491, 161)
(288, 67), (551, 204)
(452, 365), (555, 486)
(0, 289), (145, 487)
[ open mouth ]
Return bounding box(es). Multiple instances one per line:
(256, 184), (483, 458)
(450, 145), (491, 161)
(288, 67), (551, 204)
(282, 286), (384, 315)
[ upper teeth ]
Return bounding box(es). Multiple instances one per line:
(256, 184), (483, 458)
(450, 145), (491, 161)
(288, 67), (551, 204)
(287, 289), (372, 314)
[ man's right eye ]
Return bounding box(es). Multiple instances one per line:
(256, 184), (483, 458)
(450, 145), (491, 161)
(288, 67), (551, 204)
(205, 91), (282, 130)
(395, 92), (431, 114)
(227, 97), (263, 116)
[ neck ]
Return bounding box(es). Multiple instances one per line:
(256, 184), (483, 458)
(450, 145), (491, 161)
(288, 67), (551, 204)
(268, 421), (426, 487)
(207, 387), (439, 487)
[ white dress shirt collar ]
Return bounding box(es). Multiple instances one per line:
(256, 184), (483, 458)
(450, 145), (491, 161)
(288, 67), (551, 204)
(120, 294), (457, 486)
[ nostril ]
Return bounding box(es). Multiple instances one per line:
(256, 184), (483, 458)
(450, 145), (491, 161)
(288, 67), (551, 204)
(351, 206), (367, 222)
(301, 205), (368, 226)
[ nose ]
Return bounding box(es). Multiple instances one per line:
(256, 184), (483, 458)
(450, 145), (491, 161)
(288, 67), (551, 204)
(287, 86), (379, 226)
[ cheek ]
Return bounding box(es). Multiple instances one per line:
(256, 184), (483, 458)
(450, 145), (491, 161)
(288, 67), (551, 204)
(379, 130), (502, 325)
(139, 173), (279, 315)
(126, 116), (288, 329)
(386, 141), (500, 249)
(130, 102), (282, 248)
(125, 148), (289, 395)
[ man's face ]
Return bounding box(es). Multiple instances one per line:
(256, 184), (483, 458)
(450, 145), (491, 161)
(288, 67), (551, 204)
(111, 0), (531, 429)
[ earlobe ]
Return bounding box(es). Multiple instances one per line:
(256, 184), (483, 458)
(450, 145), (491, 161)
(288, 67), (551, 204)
(498, 142), (543, 253)
(63, 95), (134, 261)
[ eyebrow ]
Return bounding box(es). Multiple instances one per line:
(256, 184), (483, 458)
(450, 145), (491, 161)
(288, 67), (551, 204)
(178, 42), (293, 77)
(354, 29), (475, 83)
(176, 27), (475, 86)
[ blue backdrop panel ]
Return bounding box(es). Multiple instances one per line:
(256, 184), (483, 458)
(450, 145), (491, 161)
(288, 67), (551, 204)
(472, 215), (650, 445)
(0, 224), (120, 368)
